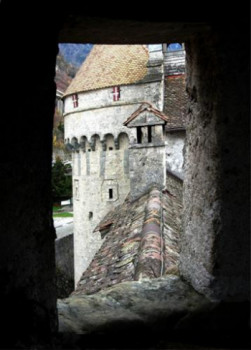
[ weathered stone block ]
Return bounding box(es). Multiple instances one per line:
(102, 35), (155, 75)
(55, 233), (74, 298)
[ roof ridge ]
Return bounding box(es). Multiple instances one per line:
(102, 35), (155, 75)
(123, 102), (170, 126)
(134, 187), (164, 280)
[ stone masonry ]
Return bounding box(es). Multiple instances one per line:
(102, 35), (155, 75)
(63, 44), (186, 286)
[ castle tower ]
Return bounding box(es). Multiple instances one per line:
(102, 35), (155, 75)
(63, 45), (165, 285)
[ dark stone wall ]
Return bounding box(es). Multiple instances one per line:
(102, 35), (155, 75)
(55, 234), (74, 298)
(165, 170), (183, 199)
(0, 2), (249, 348)
(0, 5), (60, 347)
(180, 25), (250, 301)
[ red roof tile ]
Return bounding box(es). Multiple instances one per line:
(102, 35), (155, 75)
(73, 175), (183, 296)
(64, 45), (149, 96)
(164, 75), (188, 130)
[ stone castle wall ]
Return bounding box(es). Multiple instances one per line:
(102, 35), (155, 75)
(64, 79), (165, 285)
(72, 147), (130, 285)
(165, 132), (185, 176)
(55, 233), (74, 298)
(64, 81), (163, 121)
(129, 144), (166, 201)
(63, 49), (187, 285)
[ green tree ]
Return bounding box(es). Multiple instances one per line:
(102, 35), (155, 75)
(52, 157), (72, 202)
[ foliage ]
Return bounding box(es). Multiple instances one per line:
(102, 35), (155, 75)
(53, 107), (63, 128)
(53, 206), (61, 212)
(57, 121), (64, 133)
(53, 135), (64, 149)
(53, 118), (65, 149)
(53, 212), (73, 218)
(52, 158), (72, 202)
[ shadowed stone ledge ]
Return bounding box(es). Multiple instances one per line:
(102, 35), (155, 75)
(58, 275), (213, 334)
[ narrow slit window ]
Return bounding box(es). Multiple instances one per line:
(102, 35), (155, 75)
(137, 127), (142, 144)
(148, 126), (152, 143)
(109, 188), (113, 199)
(89, 212), (93, 220)
(112, 86), (120, 101)
(72, 94), (79, 108)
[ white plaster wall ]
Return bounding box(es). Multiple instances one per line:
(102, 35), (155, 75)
(64, 81), (163, 116)
(73, 149), (130, 286)
(165, 133), (185, 177)
(65, 105), (136, 144)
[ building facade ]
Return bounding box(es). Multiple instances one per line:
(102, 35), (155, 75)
(63, 44), (187, 285)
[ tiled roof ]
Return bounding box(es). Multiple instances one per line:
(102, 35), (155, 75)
(123, 102), (169, 126)
(64, 45), (149, 96)
(73, 176), (182, 296)
(163, 75), (188, 130)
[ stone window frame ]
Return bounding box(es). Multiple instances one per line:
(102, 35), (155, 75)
(102, 180), (119, 202)
(108, 188), (113, 199)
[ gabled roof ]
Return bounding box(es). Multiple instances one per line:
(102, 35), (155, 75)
(123, 102), (169, 127)
(64, 45), (149, 97)
(72, 175), (183, 296)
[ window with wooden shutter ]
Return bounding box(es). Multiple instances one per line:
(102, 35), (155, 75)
(112, 86), (120, 101)
(72, 93), (79, 108)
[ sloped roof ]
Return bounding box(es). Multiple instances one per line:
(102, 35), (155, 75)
(123, 102), (169, 126)
(73, 176), (182, 296)
(164, 75), (188, 130)
(64, 45), (149, 96)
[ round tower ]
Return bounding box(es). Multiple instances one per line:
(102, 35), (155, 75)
(63, 45), (165, 285)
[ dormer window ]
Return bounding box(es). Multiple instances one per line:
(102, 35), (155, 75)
(112, 86), (120, 101)
(72, 94), (78, 108)
(124, 102), (169, 145)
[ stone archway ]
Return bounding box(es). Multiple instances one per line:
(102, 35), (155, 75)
(1, 5), (249, 348)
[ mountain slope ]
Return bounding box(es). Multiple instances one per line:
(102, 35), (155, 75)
(59, 43), (93, 68)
